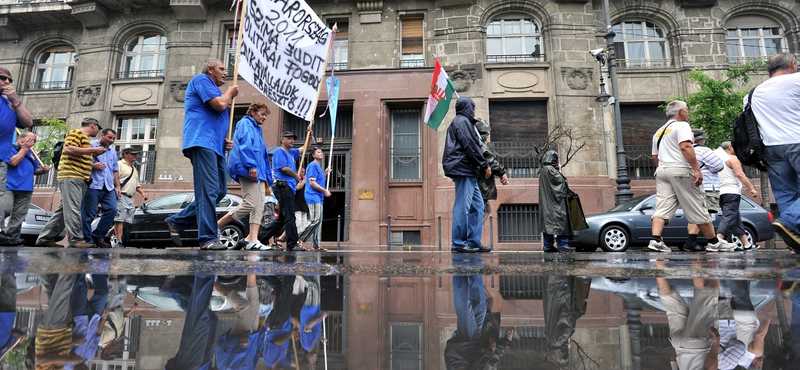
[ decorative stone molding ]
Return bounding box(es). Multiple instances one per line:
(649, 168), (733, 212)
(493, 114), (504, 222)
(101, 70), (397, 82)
(554, 0), (589, 2)
(0, 16), (20, 42)
(70, 1), (109, 29)
(170, 0), (207, 22)
(170, 81), (189, 102)
(356, 1), (382, 12)
(450, 70), (475, 93)
(678, 0), (715, 7)
(111, 81), (161, 109)
(438, 0), (471, 7)
(76, 85), (101, 106)
(560, 68), (593, 91)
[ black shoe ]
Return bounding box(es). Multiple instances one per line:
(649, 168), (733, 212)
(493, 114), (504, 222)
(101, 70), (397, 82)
(229, 239), (248, 251)
(451, 246), (480, 253)
(543, 247), (559, 253)
(773, 221), (800, 252)
(94, 239), (111, 248)
(200, 241), (228, 250)
(0, 231), (23, 246)
(476, 245), (492, 253)
(165, 220), (182, 247)
(557, 246), (576, 252)
(683, 243), (705, 252)
(287, 245), (307, 252)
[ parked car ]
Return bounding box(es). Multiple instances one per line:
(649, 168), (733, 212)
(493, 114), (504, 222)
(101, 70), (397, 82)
(102, 192), (249, 248)
(4, 203), (67, 246)
(571, 193), (774, 252)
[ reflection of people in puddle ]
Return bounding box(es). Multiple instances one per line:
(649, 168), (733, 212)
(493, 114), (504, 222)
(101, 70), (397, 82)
(165, 275), (218, 370)
(98, 275), (137, 361)
(64, 274), (109, 369)
(543, 276), (591, 367)
(445, 255), (513, 370)
(295, 276), (327, 368)
(657, 274), (719, 370)
(715, 280), (771, 370)
(35, 274), (82, 369)
(214, 275), (263, 370)
(261, 276), (306, 369)
(768, 281), (800, 368)
(1, 273), (27, 362)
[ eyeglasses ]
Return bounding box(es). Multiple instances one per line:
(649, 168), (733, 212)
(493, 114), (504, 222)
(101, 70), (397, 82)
(0, 75), (13, 84)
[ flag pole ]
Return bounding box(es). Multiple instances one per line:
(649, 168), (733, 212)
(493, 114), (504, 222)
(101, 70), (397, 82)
(227, 0), (248, 140)
(322, 316), (328, 370)
(298, 23), (337, 171)
(324, 25), (339, 190)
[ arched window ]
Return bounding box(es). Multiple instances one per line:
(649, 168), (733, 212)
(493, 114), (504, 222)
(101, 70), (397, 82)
(725, 15), (786, 64)
(612, 21), (670, 68)
(120, 33), (167, 78)
(486, 14), (542, 63)
(29, 46), (75, 90)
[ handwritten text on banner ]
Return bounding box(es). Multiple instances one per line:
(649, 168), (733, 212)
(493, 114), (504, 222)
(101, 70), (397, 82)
(239, 0), (332, 121)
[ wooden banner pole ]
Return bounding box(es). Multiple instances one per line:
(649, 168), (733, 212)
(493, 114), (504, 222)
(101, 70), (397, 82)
(227, 0), (249, 139)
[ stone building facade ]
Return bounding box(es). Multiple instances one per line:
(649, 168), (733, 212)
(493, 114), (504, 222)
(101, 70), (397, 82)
(0, 0), (794, 247)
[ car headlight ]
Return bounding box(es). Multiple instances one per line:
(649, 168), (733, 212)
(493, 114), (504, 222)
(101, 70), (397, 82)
(35, 215), (50, 222)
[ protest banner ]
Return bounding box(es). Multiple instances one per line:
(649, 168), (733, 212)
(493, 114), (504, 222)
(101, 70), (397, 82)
(238, 0), (333, 122)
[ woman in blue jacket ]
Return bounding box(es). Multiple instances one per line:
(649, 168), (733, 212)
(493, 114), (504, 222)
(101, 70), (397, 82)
(218, 101), (274, 251)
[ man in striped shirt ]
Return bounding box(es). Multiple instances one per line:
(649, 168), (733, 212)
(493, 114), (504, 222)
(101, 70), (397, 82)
(36, 117), (106, 248)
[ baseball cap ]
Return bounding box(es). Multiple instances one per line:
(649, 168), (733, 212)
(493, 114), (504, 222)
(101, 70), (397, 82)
(81, 117), (103, 130)
(280, 131), (297, 139)
(121, 147), (140, 155)
(692, 129), (708, 140)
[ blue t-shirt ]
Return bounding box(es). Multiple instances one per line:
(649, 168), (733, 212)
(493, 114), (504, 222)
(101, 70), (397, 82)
(89, 140), (119, 191)
(272, 148), (301, 194)
(0, 97), (18, 163)
(304, 161), (326, 204)
(262, 318), (291, 367)
(0, 312), (15, 355)
(299, 305), (322, 351)
(215, 327), (264, 370)
(7, 145), (39, 191)
(182, 73), (229, 157)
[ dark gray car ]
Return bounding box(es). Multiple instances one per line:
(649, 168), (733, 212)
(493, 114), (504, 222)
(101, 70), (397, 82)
(571, 194), (774, 252)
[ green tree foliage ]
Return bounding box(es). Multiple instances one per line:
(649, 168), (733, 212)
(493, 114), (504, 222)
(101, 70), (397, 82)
(670, 61), (766, 148)
(32, 117), (70, 165)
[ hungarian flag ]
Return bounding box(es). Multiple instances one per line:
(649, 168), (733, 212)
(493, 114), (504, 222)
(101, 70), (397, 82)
(424, 58), (457, 130)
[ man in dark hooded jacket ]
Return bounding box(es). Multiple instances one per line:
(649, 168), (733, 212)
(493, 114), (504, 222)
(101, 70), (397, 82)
(443, 97), (492, 253)
(539, 150), (587, 252)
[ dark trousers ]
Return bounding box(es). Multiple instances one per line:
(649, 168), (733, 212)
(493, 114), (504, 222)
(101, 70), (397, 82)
(258, 183), (298, 248)
(82, 188), (117, 242)
(71, 274), (109, 317)
(165, 275), (218, 370)
(717, 193), (745, 240)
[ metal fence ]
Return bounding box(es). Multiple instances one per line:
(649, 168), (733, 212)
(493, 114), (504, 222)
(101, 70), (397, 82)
(497, 204), (541, 242)
(616, 59), (673, 68)
(325, 311), (345, 354)
(116, 69), (164, 78)
(26, 80), (72, 90)
(34, 150), (156, 188)
(489, 141), (540, 178)
(486, 54), (546, 63)
(499, 276), (545, 300)
(399, 59), (424, 68)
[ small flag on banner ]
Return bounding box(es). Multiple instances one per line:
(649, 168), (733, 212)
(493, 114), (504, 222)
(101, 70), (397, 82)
(424, 57), (457, 130)
(326, 76), (339, 133)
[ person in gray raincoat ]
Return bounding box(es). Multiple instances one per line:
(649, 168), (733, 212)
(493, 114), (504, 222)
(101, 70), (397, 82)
(538, 150), (587, 252)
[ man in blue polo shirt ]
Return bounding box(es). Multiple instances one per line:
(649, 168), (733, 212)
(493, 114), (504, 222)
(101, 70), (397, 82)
(258, 130), (309, 251)
(166, 58), (237, 250)
(81, 128), (119, 248)
(4, 131), (50, 240)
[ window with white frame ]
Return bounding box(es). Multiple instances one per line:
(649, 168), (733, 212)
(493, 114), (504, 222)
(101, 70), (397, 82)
(115, 116), (158, 184)
(226, 28), (238, 72)
(725, 15), (786, 64)
(330, 21), (348, 71)
(400, 18), (424, 68)
(120, 34), (167, 78)
(486, 14), (543, 63)
(612, 21), (670, 68)
(390, 109), (421, 181)
(29, 46), (75, 90)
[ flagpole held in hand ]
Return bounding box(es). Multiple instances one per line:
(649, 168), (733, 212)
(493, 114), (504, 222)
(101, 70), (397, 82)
(227, 0), (248, 140)
(299, 23), (337, 171)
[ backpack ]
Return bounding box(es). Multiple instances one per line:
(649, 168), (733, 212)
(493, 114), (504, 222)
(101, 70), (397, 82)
(52, 140), (64, 170)
(732, 87), (767, 171)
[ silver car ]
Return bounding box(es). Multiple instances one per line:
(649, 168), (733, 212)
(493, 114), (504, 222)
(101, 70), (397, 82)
(571, 194), (774, 252)
(3, 203), (66, 246)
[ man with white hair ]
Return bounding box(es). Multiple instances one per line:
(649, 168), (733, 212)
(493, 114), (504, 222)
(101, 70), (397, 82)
(649, 101), (731, 252)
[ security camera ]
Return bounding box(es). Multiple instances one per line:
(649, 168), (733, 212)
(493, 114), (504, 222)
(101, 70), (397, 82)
(589, 48), (605, 57)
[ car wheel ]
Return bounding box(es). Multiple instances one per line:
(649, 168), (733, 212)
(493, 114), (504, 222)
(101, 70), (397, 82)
(575, 244), (598, 252)
(599, 225), (630, 252)
(732, 226), (755, 249)
(220, 224), (243, 249)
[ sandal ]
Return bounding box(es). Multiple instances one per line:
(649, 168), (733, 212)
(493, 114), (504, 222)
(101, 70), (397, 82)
(311, 246), (328, 252)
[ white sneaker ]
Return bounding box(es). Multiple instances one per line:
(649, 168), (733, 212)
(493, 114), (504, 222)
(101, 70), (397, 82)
(706, 240), (736, 252)
(648, 240), (671, 252)
(244, 241), (273, 251)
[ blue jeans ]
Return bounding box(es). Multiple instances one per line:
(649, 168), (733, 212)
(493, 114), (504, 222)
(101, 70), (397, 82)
(82, 188), (117, 242)
(452, 274), (486, 341)
(71, 274), (108, 317)
(451, 176), (484, 249)
(543, 233), (570, 250)
(165, 275), (218, 370)
(167, 147), (227, 246)
(765, 144), (800, 233)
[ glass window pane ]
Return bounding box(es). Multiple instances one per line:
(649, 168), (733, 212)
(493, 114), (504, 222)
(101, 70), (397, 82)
(627, 42), (646, 59)
(126, 56), (136, 72)
(158, 55), (165, 70)
(764, 38), (781, 55)
(624, 23), (636, 39)
(726, 40), (741, 57)
(487, 38), (502, 55)
(35, 69), (46, 83)
(53, 52), (67, 64)
(727, 29), (738, 37)
(614, 42), (626, 60)
(128, 37), (140, 52)
(487, 21), (501, 35)
(648, 41), (665, 59)
(505, 20), (521, 34)
(742, 39), (760, 57)
(51, 69), (64, 82)
(523, 20), (533, 34)
(613, 23), (622, 38)
(39, 52), (52, 64)
(142, 35), (157, 51)
(149, 118), (158, 140)
(140, 55), (154, 71)
(525, 37), (540, 56)
(505, 37), (522, 54)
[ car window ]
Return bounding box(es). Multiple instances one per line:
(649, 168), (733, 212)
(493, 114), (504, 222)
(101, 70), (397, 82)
(147, 194), (188, 211)
(639, 196), (657, 211)
(217, 196), (232, 208)
(739, 197), (756, 209)
(609, 194), (652, 212)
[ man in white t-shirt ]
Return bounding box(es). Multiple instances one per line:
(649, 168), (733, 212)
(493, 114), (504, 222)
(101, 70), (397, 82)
(648, 100), (731, 252)
(747, 52), (800, 252)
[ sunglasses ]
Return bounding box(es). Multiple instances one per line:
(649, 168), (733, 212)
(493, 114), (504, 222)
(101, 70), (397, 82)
(0, 75), (13, 84)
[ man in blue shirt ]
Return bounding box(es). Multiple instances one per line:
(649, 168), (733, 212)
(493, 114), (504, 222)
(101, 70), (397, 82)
(4, 131), (50, 240)
(258, 130), (309, 251)
(81, 128), (120, 248)
(166, 58), (237, 250)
